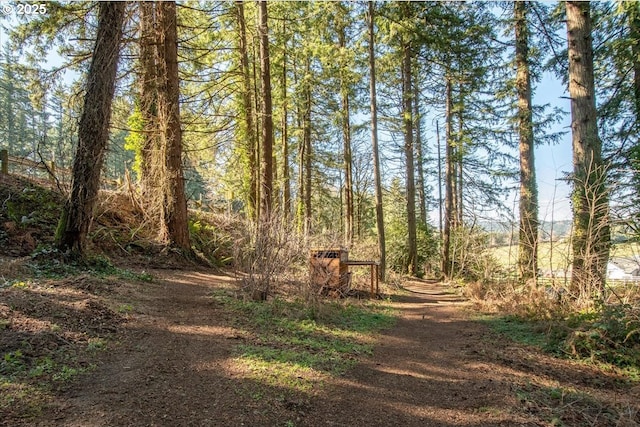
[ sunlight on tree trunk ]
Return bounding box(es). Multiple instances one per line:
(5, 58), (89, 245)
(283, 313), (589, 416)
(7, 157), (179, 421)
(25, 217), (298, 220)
(235, 1), (258, 222)
(368, 1), (386, 281)
(414, 85), (427, 225)
(157, 1), (191, 251)
(303, 58), (312, 236)
(139, 1), (158, 201)
(442, 77), (454, 279)
(56, 1), (125, 255)
(280, 19), (291, 221)
(566, 1), (610, 299)
(339, 25), (354, 248)
(258, 0), (273, 220)
(402, 39), (417, 277)
(515, 1), (539, 283)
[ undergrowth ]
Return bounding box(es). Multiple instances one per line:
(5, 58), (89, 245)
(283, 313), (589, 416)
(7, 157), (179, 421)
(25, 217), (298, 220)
(472, 280), (640, 426)
(515, 382), (622, 427)
(471, 281), (640, 379)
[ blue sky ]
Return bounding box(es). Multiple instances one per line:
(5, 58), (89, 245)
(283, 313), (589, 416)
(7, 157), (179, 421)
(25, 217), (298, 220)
(533, 72), (573, 222)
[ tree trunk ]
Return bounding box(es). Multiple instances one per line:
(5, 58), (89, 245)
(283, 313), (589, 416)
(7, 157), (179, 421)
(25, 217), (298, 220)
(139, 0), (158, 200)
(566, 1), (610, 297)
(436, 120), (443, 239)
(338, 26), (354, 247)
(414, 82), (427, 224)
(515, 1), (539, 283)
(442, 76), (455, 279)
(456, 86), (464, 226)
(281, 20), (291, 221)
(258, 0), (274, 220)
(252, 34), (261, 219)
(303, 59), (312, 235)
(157, 1), (191, 251)
(402, 41), (418, 277)
(235, 1), (258, 221)
(368, 1), (386, 281)
(3, 55), (16, 150)
(56, 1), (125, 255)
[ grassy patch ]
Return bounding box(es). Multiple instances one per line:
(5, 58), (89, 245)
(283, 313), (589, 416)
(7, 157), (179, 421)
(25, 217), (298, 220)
(0, 350), (94, 422)
(479, 315), (553, 350)
(0, 381), (50, 420)
(214, 292), (395, 393)
(480, 309), (640, 380)
(27, 247), (154, 282)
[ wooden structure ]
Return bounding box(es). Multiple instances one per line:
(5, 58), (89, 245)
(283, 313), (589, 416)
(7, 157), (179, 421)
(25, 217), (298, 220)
(345, 259), (379, 298)
(309, 248), (379, 298)
(310, 248), (350, 295)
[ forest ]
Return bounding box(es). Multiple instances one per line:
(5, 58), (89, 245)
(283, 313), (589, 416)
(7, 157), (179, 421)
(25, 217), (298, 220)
(1, 1), (640, 426)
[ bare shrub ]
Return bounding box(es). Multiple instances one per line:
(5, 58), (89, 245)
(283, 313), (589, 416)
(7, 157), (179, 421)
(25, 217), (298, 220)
(465, 278), (570, 319)
(569, 160), (611, 305)
(448, 226), (503, 283)
(232, 215), (306, 301)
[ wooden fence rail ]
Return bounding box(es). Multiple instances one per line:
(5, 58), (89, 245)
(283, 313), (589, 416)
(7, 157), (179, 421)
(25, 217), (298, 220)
(0, 148), (69, 185)
(0, 148), (120, 188)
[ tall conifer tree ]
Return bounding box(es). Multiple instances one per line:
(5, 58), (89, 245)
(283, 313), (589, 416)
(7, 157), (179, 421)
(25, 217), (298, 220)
(566, 1), (610, 296)
(56, 2), (125, 255)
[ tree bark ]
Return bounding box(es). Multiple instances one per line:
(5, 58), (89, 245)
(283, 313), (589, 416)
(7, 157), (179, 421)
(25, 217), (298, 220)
(368, 1), (386, 281)
(257, 0), (273, 220)
(139, 1), (158, 200)
(566, 1), (610, 296)
(303, 58), (312, 235)
(456, 86), (464, 226)
(414, 82), (427, 224)
(338, 25), (354, 247)
(281, 20), (290, 221)
(402, 40), (418, 277)
(442, 76), (455, 279)
(56, 1), (125, 255)
(235, 1), (258, 221)
(515, 0), (539, 283)
(157, 1), (191, 251)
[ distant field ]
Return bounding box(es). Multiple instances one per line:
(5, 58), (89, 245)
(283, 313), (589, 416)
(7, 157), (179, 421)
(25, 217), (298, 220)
(488, 240), (640, 272)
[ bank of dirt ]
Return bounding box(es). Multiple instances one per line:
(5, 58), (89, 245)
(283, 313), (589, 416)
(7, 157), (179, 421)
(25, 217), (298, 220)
(3, 268), (638, 427)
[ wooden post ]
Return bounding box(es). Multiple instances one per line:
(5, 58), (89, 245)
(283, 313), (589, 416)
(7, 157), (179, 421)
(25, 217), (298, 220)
(376, 263), (380, 296)
(49, 160), (56, 183)
(1, 149), (7, 175)
(370, 264), (374, 298)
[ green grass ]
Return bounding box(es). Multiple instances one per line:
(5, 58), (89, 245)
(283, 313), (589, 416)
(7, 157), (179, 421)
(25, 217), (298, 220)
(489, 241), (640, 272)
(489, 241), (572, 271)
(480, 310), (640, 381)
(213, 292), (395, 393)
(479, 315), (554, 350)
(27, 247), (154, 282)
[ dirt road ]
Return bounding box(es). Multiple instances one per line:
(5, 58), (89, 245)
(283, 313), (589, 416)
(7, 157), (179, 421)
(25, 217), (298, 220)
(31, 271), (638, 427)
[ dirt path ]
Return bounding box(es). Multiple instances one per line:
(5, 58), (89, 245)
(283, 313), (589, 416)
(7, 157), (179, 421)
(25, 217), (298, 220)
(33, 271), (638, 427)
